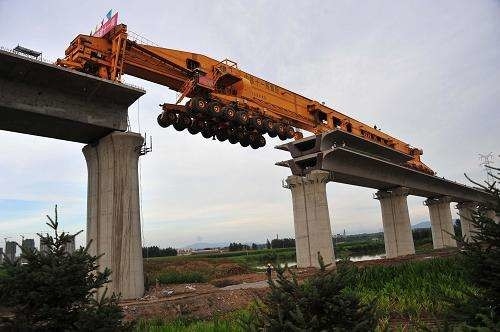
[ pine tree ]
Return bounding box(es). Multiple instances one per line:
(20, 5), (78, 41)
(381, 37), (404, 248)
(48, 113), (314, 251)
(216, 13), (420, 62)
(450, 166), (500, 329)
(246, 253), (376, 331)
(0, 206), (131, 331)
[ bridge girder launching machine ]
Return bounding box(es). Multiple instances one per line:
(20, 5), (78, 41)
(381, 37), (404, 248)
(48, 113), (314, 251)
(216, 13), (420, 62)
(57, 23), (434, 175)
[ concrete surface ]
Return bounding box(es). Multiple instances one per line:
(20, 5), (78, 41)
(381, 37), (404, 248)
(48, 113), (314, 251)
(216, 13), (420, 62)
(0, 50), (144, 143)
(277, 148), (494, 205)
(425, 197), (457, 249)
(457, 202), (478, 242)
(83, 131), (144, 299)
(285, 170), (335, 268)
(374, 187), (415, 258)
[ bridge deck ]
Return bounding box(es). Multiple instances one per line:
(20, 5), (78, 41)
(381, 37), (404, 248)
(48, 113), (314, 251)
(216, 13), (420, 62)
(0, 50), (144, 143)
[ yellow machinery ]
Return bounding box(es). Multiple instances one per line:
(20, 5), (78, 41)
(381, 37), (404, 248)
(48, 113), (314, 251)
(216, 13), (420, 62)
(57, 23), (434, 175)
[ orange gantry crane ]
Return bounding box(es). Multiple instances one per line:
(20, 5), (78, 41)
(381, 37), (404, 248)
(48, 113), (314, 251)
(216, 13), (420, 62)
(56, 23), (434, 175)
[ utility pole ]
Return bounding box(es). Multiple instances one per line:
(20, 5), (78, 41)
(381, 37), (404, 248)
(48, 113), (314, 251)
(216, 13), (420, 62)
(478, 153), (494, 183)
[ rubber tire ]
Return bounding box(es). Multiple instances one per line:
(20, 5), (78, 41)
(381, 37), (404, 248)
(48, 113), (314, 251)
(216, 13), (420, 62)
(191, 97), (207, 113)
(263, 118), (277, 137)
(201, 127), (214, 139)
(216, 129), (228, 142)
(157, 113), (171, 128)
(237, 130), (250, 147)
(250, 117), (265, 133)
(222, 107), (237, 121)
(236, 111), (249, 126)
(275, 123), (286, 137)
(208, 101), (223, 117)
(285, 125), (295, 139)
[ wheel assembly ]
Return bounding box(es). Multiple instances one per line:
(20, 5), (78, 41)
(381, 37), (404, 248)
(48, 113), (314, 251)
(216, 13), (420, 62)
(190, 97), (207, 113)
(208, 101), (223, 117)
(250, 117), (265, 133)
(201, 125), (215, 139)
(263, 118), (277, 137)
(215, 127), (229, 142)
(157, 113), (171, 128)
(157, 99), (284, 149)
(173, 112), (191, 131)
(236, 129), (250, 147)
(222, 107), (236, 121)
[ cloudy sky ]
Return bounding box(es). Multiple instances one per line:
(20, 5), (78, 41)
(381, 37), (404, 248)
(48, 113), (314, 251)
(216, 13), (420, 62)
(0, 1), (499, 249)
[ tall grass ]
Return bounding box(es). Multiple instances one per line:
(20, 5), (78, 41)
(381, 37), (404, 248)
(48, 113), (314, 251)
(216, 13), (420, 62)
(134, 313), (248, 332)
(347, 257), (474, 317)
(134, 318), (242, 332)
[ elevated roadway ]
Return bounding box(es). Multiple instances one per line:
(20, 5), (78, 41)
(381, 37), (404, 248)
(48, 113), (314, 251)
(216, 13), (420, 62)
(276, 129), (494, 205)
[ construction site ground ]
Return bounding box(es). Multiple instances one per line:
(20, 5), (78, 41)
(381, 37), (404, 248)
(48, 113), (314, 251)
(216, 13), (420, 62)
(122, 249), (456, 322)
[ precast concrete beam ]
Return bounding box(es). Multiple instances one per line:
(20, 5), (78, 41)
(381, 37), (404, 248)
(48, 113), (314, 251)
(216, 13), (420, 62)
(0, 50), (145, 143)
(285, 170), (335, 268)
(276, 148), (494, 205)
(83, 131), (144, 299)
(374, 187), (415, 258)
(425, 197), (457, 249)
(456, 202), (478, 242)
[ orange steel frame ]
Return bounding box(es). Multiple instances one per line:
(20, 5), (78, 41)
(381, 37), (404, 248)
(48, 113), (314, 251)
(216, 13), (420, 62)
(57, 24), (433, 175)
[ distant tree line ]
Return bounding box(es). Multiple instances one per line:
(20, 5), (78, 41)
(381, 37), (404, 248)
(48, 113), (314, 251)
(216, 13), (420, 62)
(270, 238), (295, 249)
(142, 246), (177, 258)
(228, 242), (250, 251)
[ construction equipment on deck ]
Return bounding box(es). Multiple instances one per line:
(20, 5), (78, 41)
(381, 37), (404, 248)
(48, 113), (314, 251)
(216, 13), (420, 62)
(56, 23), (434, 175)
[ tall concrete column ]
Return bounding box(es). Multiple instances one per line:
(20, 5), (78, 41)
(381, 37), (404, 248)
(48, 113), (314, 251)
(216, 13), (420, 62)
(425, 197), (457, 249)
(83, 131), (144, 300)
(285, 170), (335, 268)
(374, 187), (415, 258)
(457, 202), (477, 242)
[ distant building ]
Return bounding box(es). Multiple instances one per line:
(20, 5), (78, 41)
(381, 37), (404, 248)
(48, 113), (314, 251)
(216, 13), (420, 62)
(63, 236), (76, 254)
(40, 235), (76, 254)
(5, 241), (16, 262)
(22, 238), (35, 250)
(39, 241), (49, 253)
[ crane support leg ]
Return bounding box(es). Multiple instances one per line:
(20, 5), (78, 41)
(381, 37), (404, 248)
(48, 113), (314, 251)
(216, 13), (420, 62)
(285, 170), (335, 268)
(83, 132), (145, 300)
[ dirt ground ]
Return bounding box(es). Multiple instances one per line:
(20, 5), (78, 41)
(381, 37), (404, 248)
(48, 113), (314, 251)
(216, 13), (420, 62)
(122, 249), (457, 321)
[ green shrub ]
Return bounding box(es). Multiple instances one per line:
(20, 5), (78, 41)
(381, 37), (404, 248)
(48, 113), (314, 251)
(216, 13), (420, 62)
(246, 255), (377, 331)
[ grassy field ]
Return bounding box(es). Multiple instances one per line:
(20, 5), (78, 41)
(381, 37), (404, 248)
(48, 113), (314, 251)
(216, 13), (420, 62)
(347, 256), (473, 318)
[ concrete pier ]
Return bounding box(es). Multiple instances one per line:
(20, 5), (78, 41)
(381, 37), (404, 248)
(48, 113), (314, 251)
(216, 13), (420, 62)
(457, 202), (477, 242)
(83, 131), (144, 299)
(285, 170), (335, 268)
(425, 197), (457, 249)
(374, 187), (415, 258)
